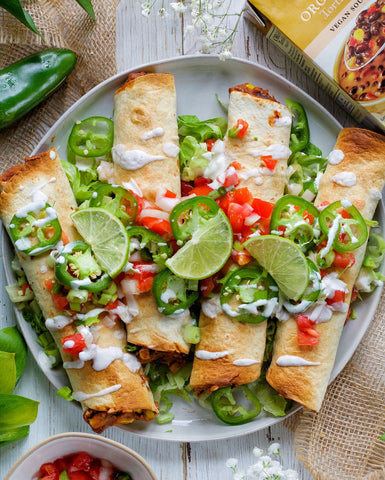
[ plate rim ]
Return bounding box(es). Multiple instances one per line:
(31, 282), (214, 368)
(4, 54), (382, 442)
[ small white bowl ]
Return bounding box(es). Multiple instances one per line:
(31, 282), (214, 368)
(5, 432), (158, 480)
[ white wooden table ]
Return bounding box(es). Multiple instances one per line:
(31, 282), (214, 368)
(1, 1), (358, 478)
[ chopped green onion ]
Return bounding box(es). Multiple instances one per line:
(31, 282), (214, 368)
(59, 470), (70, 480)
(56, 386), (73, 401)
(67, 289), (89, 304)
(156, 412), (175, 424)
(183, 325), (201, 344)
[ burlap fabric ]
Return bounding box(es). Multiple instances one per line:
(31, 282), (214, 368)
(0, 0), (119, 174)
(289, 287), (385, 479)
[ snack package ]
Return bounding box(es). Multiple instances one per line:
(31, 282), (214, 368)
(246, 0), (385, 131)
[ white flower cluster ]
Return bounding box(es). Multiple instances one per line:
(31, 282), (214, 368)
(139, 0), (244, 60)
(225, 443), (299, 480)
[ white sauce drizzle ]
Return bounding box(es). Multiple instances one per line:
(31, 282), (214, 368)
(49, 150), (57, 160)
(274, 116), (292, 127)
(195, 350), (232, 360)
(331, 171), (356, 187)
(327, 149), (344, 165)
(63, 359), (85, 369)
(319, 214), (341, 258)
(233, 358), (259, 366)
(112, 144), (165, 170)
(46, 315), (74, 330)
(276, 355), (320, 367)
(72, 384), (122, 402)
(163, 142), (180, 157)
(248, 144), (291, 160)
(142, 127), (164, 141)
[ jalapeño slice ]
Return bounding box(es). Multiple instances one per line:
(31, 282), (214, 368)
(169, 195), (220, 244)
(270, 194), (319, 252)
(68, 116), (114, 157)
(126, 226), (172, 270)
(10, 204), (62, 256)
(318, 200), (368, 253)
(286, 99), (310, 153)
(152, 269), (199, 315)
(54, 241), (111, 292)
(220, 266), (278, 324)
(210, 385), (262, 425)
(89, 184), (137, 226)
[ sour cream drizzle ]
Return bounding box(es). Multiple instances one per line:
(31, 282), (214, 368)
(195, 350), (232, 360)
(276, 355), (320, 367)
(72, 384), (122, 402)
(112, 144), (165, 170)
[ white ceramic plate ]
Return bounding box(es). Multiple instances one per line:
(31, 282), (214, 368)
(2, 55), (384, 442)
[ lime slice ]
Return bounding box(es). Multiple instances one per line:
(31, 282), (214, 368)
(71, 208), (129, 277)
(166, 211), (233, 280)
(244, 235), (309, 301)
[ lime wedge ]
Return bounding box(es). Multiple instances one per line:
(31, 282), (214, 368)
(244, 235), (309, 300)
(71, 208), (129, 277)
(166, 211), (233, 280)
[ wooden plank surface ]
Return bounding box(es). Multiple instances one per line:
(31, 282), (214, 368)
(1, 0), (358, 478)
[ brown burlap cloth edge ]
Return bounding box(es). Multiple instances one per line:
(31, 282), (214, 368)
(283, 286), (385, 480)
(0, 0), (119, 174)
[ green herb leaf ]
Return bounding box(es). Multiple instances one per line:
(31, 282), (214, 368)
(0, 393), (39, 442)
(75, 0), (95, 20)
(0, 327), (27, 381)
(0, 0), (41, 36)
(0, 351), (16, 394)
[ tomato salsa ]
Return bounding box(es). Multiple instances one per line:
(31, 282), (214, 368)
(36, 451), (132, 480)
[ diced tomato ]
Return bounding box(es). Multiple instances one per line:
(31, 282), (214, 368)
(128, 262), (156, 293)
(21, 282), (30, 295)
(367, 4), (378, 14)
(261, 155), (278, 171)
(333, 252), (355, 269)
(39, 463), (59, 480)
(326, 290), (346, 305)
(181, 180), (194, 197)
(44, 226), (55, 239)
(51, 292), (69, 311)
(339, 208), (351, 219)
(204, 138), (216, 151)
(62, 334), (87, 356)
(141, 217), (172, 237)
(231, 161), (242, 170)
(105, 299), (119, 310)
(231, 248), (252, 266)
(68, 472), (91, 480)
(223, 170), (239, 188)
(190, 184), (213, 196)
(216, 192), (232, 214)
(317, 201), (329, 210)
(257, 217), (271, 236)
(348, 37), (358, 47)
(251, 198), (274, 218)
(194, 176), (211, 187)
(45, 278), (55, 291)
(235, 119), (249, 139)
(200, 273), (220, 297)
(351, 286), (359, 302)
(69, 451), (92, 472)
(298, 330), (319, 346)
(164, 189), (177, 198)
(233, 187), (253, 205)
(227, 202), (252, 233)
(303, 211), (314, 225)
(132, 193), (144, 217)
(60, 230), (70, 245)
(89, 459), (101, 480)
(54, 458), (67, 472)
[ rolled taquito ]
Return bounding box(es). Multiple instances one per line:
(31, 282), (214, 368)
(0, 149), (158, 432)
(266, 127), (385, 411)
(189, 85), (292, 393)
(99, 72), (191, 361)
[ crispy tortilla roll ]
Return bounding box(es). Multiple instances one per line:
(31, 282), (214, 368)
(102, 72), (191, 359)
(189, 86), (292, 393)
(98, 72), (181, 202)
(0, 149), (158, 432)
(266, 128), (385, 411)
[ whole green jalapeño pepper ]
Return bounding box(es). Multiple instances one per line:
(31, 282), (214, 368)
(55, 241), (111, 292)
(169, 196), (220, 244)
(210, 385), (262, 425)
(318, 200), (368, 252)
(10, 204), (62, 256)
(126, 226), (172, 270)
(220, 267), (278, 324)
(270, 194), (319, 251)
(89, 184), (137, 226)
(0, 49), (77, 130)
(68, 116), (114, 157)
(152, 269), (199, 315)
(286, 99), (310, 153)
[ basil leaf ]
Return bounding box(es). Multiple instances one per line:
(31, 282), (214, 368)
(0, 0), (41, 36)
(0, 352), (16, 394)
(0, 327), (27, 381)
(75, 0), (95, 20)
(0, 394), (39, 431)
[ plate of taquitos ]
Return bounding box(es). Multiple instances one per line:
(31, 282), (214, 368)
(2, 55), (385, 442)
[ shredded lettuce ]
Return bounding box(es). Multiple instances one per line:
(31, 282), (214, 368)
(286, 152), (328, 198)
(61, 159), (101, 204)
(179, 136), (210, 181)
(249, 376), (289, 417)
(178, 115), (227, 142)
(355, 230), (385, 294)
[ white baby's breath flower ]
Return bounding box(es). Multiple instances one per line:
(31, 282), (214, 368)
(233, 472), (246, 480)
(226, 458), (239, 471)
(218, 48), (232, 61)
(260, 456), (272, 468)
(268, 443), (281, 456)
(283, 470), (299, 480)
(185, 24), (195, 34)
(170, 1), (187, 13)
(246, 462), (264, 476)
(253, 447), (264, 458)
